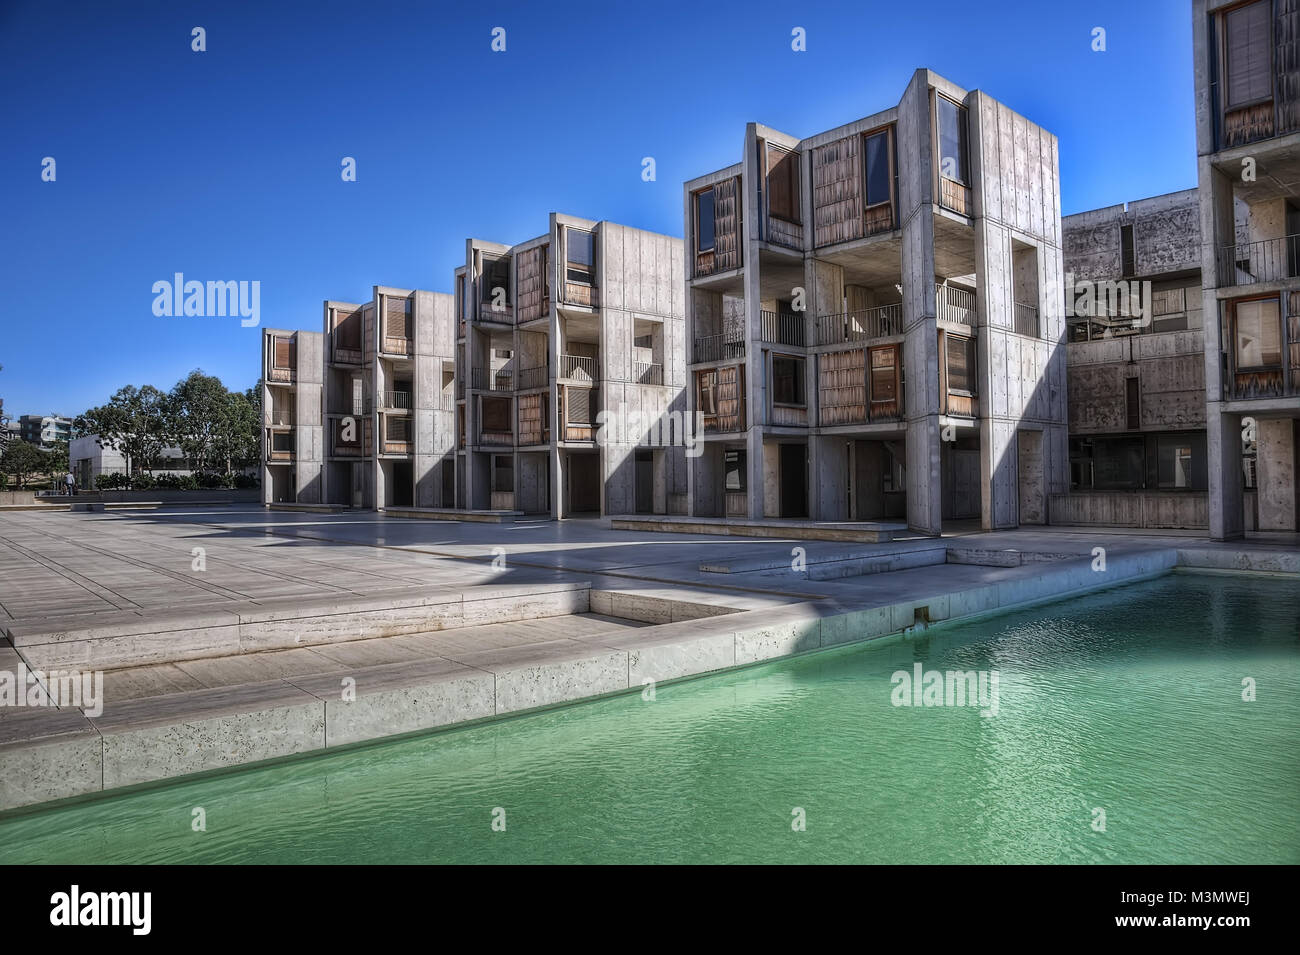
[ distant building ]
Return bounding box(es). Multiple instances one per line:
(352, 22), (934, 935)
(69, 435), (193, 488)
(19, 414), (72, 450)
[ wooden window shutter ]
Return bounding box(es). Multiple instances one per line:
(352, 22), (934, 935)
(386, 296), (411, 339)
(713, 177), (740, 271)
(1226, 1), (1272, 108)
(274, 338), (291, 368)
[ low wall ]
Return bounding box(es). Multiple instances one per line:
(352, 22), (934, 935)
(1048, 491), (1208, 529)
(0, 491), (39, 506)
(99, 489), (259, 505)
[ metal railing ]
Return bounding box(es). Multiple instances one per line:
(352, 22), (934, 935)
(693, 334), (746, 363)
(634, 361), (664, 385)
(517, 365), (548, 390)
(814, 304), (902, 346)
(760, 310), (806, 347)
(559, 354), (598, 382)
(471, 368), (514, 392)
(1216, 234), (1300, 287)
(381, 390), (411, 409)
(1013, 302), (1039, 338)
(937, 286), (975, 326)
(267, 410), (295, 427)
(439, 394), (456, 412)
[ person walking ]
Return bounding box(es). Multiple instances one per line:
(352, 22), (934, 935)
(65, 470), (76, 496)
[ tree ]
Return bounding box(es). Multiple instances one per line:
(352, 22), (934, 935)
(168, 370), (232, 473)
(43, 438), (69, 487)
(75, 385), (169, 475)
(1, 439), (43, 489)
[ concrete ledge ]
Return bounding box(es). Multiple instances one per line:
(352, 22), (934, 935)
(381, 507), (524, 523)
(1176, 547), (1300, 575)
(610, 515), (903, 543)
(589, 589), (737, 623)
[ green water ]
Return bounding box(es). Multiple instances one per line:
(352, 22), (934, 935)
(1, 572), (1297, 864)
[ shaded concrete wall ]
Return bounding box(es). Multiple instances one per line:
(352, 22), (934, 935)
(970, 90), (1069, 530)
(1067, 331), (1207, 434)
(294, 331), (324, 504)
(1063, 189), (1200, 283)
(415, 289), (455, 508)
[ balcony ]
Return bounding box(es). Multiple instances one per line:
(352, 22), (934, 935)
(1014, 302), (1039, 338)
(634, 361), (664, 385)
(478, 429), (514, 447)
(1215, 235), (1300, 288)
(381, 390), (412, 410)
(559, 354), (598, 383)
(267, 410), (295, 427)
(471, 368), (515, 392)
(814, 304), (902, 346)
(439, 394), (456, 412)
(381, 415), (412, 455)
(477, 301), (514, 325)
(760, 311), (806, 347)
(561, 283), (600, 309)
(937, 286), (975, 327)
(267, 433), (294, 462)
(517, 365), (548, 390)
(938, 177), (972, 217)
(693, 333), (746, 363)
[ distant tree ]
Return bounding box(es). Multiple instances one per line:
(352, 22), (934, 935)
(43, 437), (70, 486)
(218, 387), (260, 472)
(168, 370), (232, 473)
(75, 385), (169, 475)
(1, 439), (43, 489)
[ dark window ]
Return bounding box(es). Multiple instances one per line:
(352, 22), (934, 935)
(937, 97), (969, 185)
(492, 454), (513, 493)
(271, 432), (293, 451)
(1091, 436), (1145, 490)
(482, 255), (511, 303)
(1120, 224), (1135, 277)
(946, 335), (976, 393)
(1225, 1), (1272, 108)
(1125, 377), (1140, 430)
(696, 370), (717, 415)
(1156, 434), (1206, 490)
(481, 396), (510, 432)
(768, 147), (800, 223)
(864, 130), (892, 207)
(566, 230), (594, 284)
(724, 449), (747, 492)
(696, 190), (716, 253)
(772, 356), (805, 405)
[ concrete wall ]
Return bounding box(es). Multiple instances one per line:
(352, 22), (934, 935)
(1067, 331), (1207, 433)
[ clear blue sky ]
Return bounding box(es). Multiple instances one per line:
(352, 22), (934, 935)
(0, 0), (1196, 418)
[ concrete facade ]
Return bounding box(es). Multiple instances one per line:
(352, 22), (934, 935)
(260, 327), (323, 505)
(455, 215), (686, 518)
(682, 70), (1068, 534)
(1193, 0), (1300, 537)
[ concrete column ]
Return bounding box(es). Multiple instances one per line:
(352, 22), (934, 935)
(1256, 418), (1298, 532)
(1207, 410), (1244, 539)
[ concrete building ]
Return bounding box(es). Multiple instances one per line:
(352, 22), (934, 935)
(261, 327), (323, 505)
(455, 214), (686, 518)
(69, 435), (194, 488)
(1058, 189), (1211, 529)
(682, 69), (1068, 533)
(18, 414), (72, 450)
(319, 287), (456, 509)
(1193, 0), (1300, 537)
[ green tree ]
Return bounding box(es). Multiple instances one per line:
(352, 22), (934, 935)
(74, 384), (169, 475)
(1, 439), (44, 489)
(43, 437), (70, 487)
(168, 370), (232, 473)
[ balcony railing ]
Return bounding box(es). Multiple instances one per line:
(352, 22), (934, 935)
(478, 430), (514, 447)
(559, 354), (598, 382)
(1216, 235), (1300, 288)
(267, 410), (294, 427)
(814, 304), (902, 346)
(937, 286), (975, 326)
(439, 394), (456, 412)
(693, 334), (746, 363)
(477, 301), (514, 325)
(760, 310), (806, 347)
(517, 365), (548, 390)
(381, 390), (412, 409)
(1013, 302), (1039, 338)
(471, 368), (515, 392)
(562, 283), (600, 309)
(634, 361), (664, 385)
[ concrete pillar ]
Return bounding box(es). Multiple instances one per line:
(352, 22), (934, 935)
(1256, 418), (1298, 531)
(1207, 410), (1244, 539)
(811, 435), (850, 520)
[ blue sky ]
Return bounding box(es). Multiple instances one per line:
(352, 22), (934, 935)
(0, 0), (1196, 418)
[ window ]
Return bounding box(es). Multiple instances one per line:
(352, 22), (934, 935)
(945, 335), (976, 394)
(1091, 436), (1145, 490)
(724, 449), (747, 492)
(1157, 438), (1196, 489)
(335, 308), (360, 350)
(864, 129), (892, 208)
(566, 229), (595, 284)
(482, 255), (511, 304)
(767, 146), (800, 223)
(1224, 1), (1272, 109)
(1234, 298), (1282, 370)
(937, 97), (969, 185)
(1125, 377), (1140, 431)
(771, 356), (805, 405)
(696, 189), (716, 253)
(696, 370), (717, 415)
(274, 337), (292, 368)
(481, 396), (510, 432)
(870, 346), (899, 403)
(1120, 224), (1135, 277)
(271, 432), (293, 452)
(492, 454), (513, 493)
